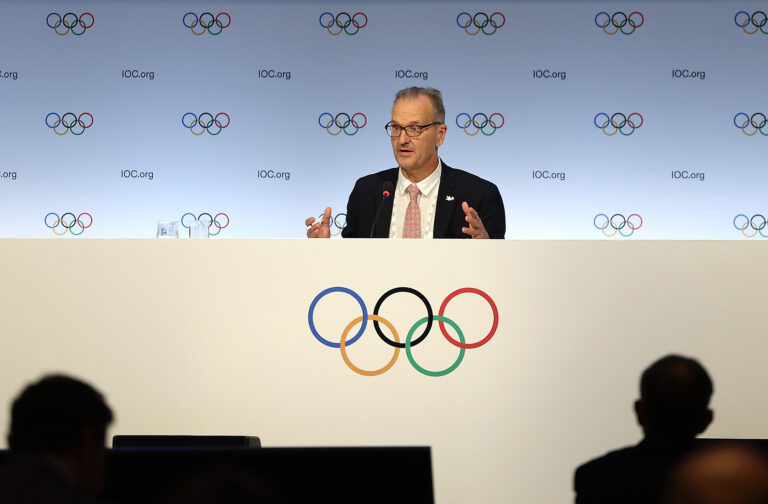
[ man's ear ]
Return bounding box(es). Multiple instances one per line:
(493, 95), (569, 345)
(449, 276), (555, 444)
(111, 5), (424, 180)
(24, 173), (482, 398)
(634, 399), (647, 428)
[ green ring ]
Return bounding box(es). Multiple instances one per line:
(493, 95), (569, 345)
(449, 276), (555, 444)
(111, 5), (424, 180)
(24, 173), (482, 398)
(618, 225), (635, 237)
(482, 24), (497, 35)
(619, 119), (636, 136)
(405, 315), (465, 377)
(69, 223), (85, 235)
(208, 223), (222, 236)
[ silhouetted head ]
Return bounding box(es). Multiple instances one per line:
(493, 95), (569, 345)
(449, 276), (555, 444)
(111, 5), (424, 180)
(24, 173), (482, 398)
(665, 444), (768, 504)
(7, 374), (113, 495)
(635, 355), (713, 440)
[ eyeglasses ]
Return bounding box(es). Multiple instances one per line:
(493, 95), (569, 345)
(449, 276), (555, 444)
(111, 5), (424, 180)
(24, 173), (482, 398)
(385, 121), (442, 138)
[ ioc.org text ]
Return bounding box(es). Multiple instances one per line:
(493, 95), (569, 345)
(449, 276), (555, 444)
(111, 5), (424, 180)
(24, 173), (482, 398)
(0, 70), (19, 80)
(1, 171), (17, 181)
(672, 69), (705, 80)
(533, 69), (566, 80)
(532, 170), (566, 181)
(258, 69), (291, 80)
(671, 170), (705, 181)
(122, 69), (155, 80)
(258, 170), (290, 181)
(395, 70), (428, 80)
(121, 170), (154, 180)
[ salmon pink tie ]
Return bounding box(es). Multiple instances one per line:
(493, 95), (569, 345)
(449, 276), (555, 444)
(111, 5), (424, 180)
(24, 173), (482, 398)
(403, 184), (421, 238)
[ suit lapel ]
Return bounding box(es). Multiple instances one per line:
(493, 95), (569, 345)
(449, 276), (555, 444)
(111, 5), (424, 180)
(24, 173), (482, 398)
(433, 163), (457, 238)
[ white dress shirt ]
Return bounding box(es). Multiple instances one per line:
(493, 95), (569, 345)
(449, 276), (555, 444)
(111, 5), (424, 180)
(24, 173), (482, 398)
(389, 160), (442, 239)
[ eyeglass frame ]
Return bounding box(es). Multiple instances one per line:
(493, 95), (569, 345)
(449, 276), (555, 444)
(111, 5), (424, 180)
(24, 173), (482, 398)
(384, 121), (443, 138)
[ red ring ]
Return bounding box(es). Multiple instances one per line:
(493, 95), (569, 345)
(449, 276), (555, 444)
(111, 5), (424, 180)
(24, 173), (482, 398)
(490, 12), (506, 28)
(216, 12), (231, 29)
(213, 212), (229, 229)
(215, 112), (230, 128)
(77, 212), (93, 229)
(78, 112), (94, 128)
(628, 11), (644, 28)
(79, 12), (95, 29)
(489, 112), (505, 129)
(627, 112), (643, 129)
(352, 12), (368, 28)
(351, 112), (367, 129)
(627, 213), (643, 230)
(438, 288), (498, 349)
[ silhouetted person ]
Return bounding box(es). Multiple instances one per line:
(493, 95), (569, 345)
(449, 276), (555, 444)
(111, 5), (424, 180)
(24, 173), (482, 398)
(0, 374), (114, 503)
(665, 444), (768, 504)
(574, 354), (714, 504)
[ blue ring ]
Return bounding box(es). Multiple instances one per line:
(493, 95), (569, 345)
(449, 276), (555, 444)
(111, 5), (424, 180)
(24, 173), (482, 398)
(733, 214), (749, 230)
(45, 112), (61, 129)
(308, 287), (367, 348)
(319, 12), (334, 28)
(46, 12), (62, 29)
(735, 11), (750, 27)
(456, 12), (472, 28)
(44, 212), (60, 229)
(318, 112), (334, 129)
(182, 112), (197, 129)
(455, 113), (471, 129)
(594, 11), (610, 28)
(593, 113), (609, 129)
(180, 212), (196, 228)
(182, 12), (198, 29)
(593, 213), (609, 230)
(734, 113), (749, 129)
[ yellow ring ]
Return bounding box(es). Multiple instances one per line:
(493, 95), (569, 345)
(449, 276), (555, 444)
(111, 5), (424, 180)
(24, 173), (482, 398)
(741, 223), (758, 238)
(463, 20), (481, 36)
(601, 223), (618, 237)
(740, 119), (757, 136)
(743, 23), (759, 35)
(52, 219), (68, 236)
(340, 314), (400, 377)
(462, 119), (480, 136)
(600, 119), (618, 136)
(327, 23), (343, 36)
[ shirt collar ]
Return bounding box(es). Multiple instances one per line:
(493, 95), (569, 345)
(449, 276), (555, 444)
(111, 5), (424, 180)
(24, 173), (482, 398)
(397, 158), (442, 197)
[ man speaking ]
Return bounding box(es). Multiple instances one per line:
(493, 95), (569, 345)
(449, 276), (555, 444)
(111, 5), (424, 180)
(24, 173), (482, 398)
(306, 87), (505, 239)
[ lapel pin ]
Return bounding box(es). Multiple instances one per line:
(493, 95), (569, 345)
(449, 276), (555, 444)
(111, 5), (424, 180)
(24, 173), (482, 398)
(445, 195), (455, 201)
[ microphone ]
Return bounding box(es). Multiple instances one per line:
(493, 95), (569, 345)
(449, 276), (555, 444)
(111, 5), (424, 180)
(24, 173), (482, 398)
(370, 181), (395, 238)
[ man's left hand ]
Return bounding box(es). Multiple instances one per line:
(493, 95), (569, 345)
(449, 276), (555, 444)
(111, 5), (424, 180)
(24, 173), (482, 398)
(461, 201), (489, 239)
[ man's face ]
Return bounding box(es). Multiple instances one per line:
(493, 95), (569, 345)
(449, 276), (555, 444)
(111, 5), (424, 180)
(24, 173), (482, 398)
(390, 95), (447, 177)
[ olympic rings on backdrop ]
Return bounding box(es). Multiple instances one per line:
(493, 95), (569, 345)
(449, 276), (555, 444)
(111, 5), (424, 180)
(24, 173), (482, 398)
(180, 212), (230, 236)
(456, 113), (504, 136)
(318, 12), (368, 36)
(594, 11), (644, 35)
(45, 113), (94, 136)
(733, 113), (768, 136)
(593, 213), (643, 237)
(308, 286), (498, 377)
(44, 212), (93, 236)
(315, 212), (346, 236)
(182, 12), (231, 35)
(182, 112), (230, 135)
(456, 12), (505, 35)
(46, 12), (94, 36)
(593, 112), (643, 136)
(733, 214), (768, 238)
(318, 113), (367, 136)
(734, 11), (768, 34)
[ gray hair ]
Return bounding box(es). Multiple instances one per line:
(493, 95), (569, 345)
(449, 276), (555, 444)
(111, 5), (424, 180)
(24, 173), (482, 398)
(394, 87), (445, 123)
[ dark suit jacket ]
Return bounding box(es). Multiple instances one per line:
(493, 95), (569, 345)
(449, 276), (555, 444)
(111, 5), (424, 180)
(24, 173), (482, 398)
(341, 162), (506, 238)
(574, 438), (700, 504)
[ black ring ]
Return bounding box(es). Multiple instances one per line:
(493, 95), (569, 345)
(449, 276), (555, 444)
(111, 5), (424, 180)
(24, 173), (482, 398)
(62, 12), (79, 28)
(334, 113), (351, 129)
(335, 12), (352, 28)
(610, 113), (627, 129)
(753, 11), (767, 27)
(373, 287), (432, 349)
(61, 112), (77, 129)
(750, 113), (767, 129)
(611, 11), (628, 28)
(750, 214), (766, 231)
(610, 213), (626, 230)
(473, 12), (489, 28)
(198, 112), (214, 129)
(199, 12), (215, 28)
(60, 212), (77, 229)
(472, 113), (489, 129)
(197, 212), (213, 228)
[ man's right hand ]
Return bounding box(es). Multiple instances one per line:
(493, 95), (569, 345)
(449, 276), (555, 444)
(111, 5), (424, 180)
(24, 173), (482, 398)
(305, 207), (332, 238)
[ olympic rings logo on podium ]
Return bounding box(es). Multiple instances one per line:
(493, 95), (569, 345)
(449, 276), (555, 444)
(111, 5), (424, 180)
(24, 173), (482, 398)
(734, 113), (768, 136)
(308, 287), (499, 377)
(318, 113), (367, 136)
(593, 213), (643, 237)
(44, 212), (93, 236)
(46, 12), (94, 36)
(456, 12), (505, 36)
(316, 212), (346, 236)
(182, 113), (230, 136)
(594, 11), (644, 35)
(180, 212), (230, 236)
(594, 113), (643, 136)
(733, 214), (768, 238)
(182, 12), (231, 35)
(456, 113), (504, 136)
(735, 11), (768, 34)
(319, 12), (368, 36)
(45, 113), (94, 136)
